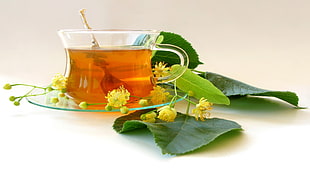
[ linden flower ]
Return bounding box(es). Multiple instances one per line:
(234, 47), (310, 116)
(140, 111), (157, 123)
(150, 86), (170, 105)
(192, 97), (213, 121)
(105, 85), (130, 108)
(52, 73), (67, 90)
(153, 62), (170, 77)
(157, 105), (177, 122)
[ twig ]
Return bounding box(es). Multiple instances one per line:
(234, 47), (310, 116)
(79, 9), (100, 48)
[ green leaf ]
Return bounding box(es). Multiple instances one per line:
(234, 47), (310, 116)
(152, 31), (203, 69)
(172, 65), (230, 105)
(113, 109), (154, 133)
(148, 114), (242, 155)
(202, 72), (300, 107)
(113, 111), (242, 155)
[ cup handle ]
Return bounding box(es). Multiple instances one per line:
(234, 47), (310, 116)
(153, 43), (189, 83)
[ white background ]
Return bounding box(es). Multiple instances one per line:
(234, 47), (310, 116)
(1, 0), (310, 193)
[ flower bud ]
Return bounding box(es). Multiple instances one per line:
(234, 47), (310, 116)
(140, 114), (147, 120)
(145, 111), (157, 119)
(79, 101), (88, 109)
(140, 111), (157, 123)
(13, 101), (20, 106)
(120, 106), (129, 114)
(50, 97), (59, 104)
(3, 83), (12, 90)
(188, 90), (194, 97)
(46, 86), (53, 92)
(9, 96), (16, 101)
(138, 99), (149, 107)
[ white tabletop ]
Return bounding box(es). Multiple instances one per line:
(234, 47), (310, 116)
(1, 0), (310, 193)
(1, 71), (310, 194)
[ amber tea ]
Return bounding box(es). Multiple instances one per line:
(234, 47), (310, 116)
(65, 48), (154, 104)
(58, 29), (189, 109)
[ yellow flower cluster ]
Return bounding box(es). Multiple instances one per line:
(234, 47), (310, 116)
(51, 73), (67, 90)
(149, 86), (170, 105)
(105, 85), (130, 108)
(153, 62), (170, 78)
(157, 106), (177, 122)
(140, 106), (177, 123)
(192, 98), (213, 121)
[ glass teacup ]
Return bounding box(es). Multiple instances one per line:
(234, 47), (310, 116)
(58, 29), (188, 106)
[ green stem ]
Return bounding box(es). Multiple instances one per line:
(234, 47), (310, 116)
(169, 96), (177, 108)
(10, 83), (47, 90)
(168, 80), (179, 108)
(130, 95), (143, 99)
(16, 87), (36, 102)
(173, 80), (178, 96)
(186, 95), (191, 115)
(14, 85), (54, 103)
(87, 102), (108, 106)
(177, 95), (196, 105)
(22, 92), (49, 98)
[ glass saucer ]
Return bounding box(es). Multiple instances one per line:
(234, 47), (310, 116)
(26, 86), (186, 112)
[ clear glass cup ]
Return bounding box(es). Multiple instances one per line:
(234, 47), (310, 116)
(58, 29), (189, 104)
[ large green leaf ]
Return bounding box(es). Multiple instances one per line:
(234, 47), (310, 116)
(202, 72), (300, 107)
(152, 31), (203, 69)
(113, 110), (242, 155)
(172, 65), (230, 105)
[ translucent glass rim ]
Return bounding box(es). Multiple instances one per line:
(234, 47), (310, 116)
(58, 29), (161, 34)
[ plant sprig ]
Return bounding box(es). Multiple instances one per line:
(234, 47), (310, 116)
(3, 83), (55, 106)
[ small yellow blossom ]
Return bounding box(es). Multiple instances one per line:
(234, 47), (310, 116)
(105, 85), (130, 108)
(140, 111), (157, 123)
(192, 97), (213, 121)
(149, 86), (170, 105)
(145, 118), (156, 123)
(52, 73), (67, 90)
(157, 106), (177, 122)
(153, 62), (170, 77)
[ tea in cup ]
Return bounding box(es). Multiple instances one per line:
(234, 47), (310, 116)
(58, 30), (188, 106)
